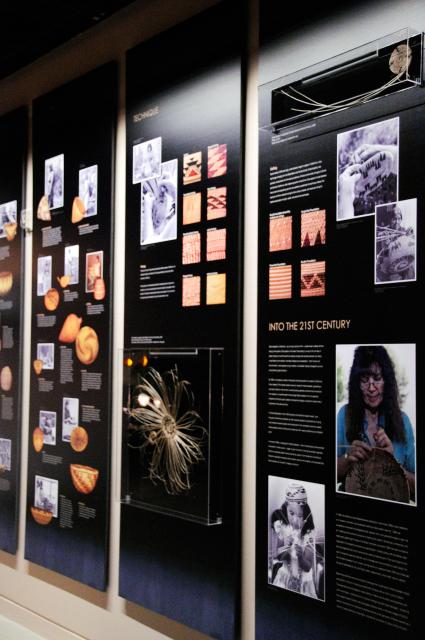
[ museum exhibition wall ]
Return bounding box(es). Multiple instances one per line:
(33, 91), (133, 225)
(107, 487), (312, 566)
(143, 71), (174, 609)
(257, 23), (422, 640)
(0, 108), (26, 554)
(26, 63), (116, 589)
(120, 4), (243, 638)
(0, 1), (424, 640)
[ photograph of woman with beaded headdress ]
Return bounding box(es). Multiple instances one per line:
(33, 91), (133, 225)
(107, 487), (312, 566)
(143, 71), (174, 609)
(268, 476), (325, 601)
(337, 118), (399, 220)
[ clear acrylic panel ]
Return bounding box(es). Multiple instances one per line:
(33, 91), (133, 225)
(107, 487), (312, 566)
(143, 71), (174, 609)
(260, 28), (424, 132)
(120, 347), (223, 525)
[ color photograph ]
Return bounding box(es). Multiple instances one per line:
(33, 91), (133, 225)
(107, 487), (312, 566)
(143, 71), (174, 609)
(336, 344), (416, 505)
(85, 250), (103, 292)
(269, 213), (292, 252)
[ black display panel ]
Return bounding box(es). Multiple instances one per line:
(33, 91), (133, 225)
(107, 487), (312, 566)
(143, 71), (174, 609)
(120, 4), (243, 638)
(25, 64), (116, 590)
(257, 75), (425, 638)
(0, 108), (26, 554)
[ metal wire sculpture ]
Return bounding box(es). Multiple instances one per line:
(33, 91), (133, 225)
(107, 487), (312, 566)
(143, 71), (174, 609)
(127, 367), (205, 494)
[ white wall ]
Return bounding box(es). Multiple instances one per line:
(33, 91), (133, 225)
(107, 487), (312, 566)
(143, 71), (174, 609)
(0, 0), (424, 639)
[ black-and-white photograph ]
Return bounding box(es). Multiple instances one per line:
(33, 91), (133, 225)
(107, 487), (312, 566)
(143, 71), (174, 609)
(39, 410), (57, 445)
(0, 438), (11, 471)
(375, 199), (416, 284)
(37, 343), (54, 370)
(37, 256), (52, 296)
(79, 165), (98, 216)
(45, 154), (64, 209)
(62, 397), (79, 442)
(140, 158), (177, 245)
(0, 200), (17, 239)
(35, 475), (58, 517)
(268, 476), (325, 601)
(337, 118), (399, 220)
(133, 136), (162, 183)
(64, 244), (79, 285)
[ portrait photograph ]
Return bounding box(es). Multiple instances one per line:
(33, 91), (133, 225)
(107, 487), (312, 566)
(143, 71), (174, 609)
(0, 200), (17, 239)
(0, 438), (11, 471)
(44, 154), (64, 210)
(35, 475), (58, 517)
(140, 158), (177, 245)
(39, 410), (56, 446)
(375, 198), (416, 285)
(336, 343), (416, 505)
(133, 136), (162, 184)
(268, 475), (325, 601)
(64, 244), (79, 285)
(337, 118), (399, 220)
(62, 397), (79, 442)
(37, 343), (54, 370)
(85, 250), (103, 293)
(79, 165), (98, 217)
(37, 256), (52, 296)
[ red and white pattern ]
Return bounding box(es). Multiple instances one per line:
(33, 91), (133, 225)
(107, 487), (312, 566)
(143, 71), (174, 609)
(182, 232), (201, 265)
(300, 261), (326, 297)
(269, 264), (292, 300)
(207, 228), (226, 261)
(182, 275), (201, 307)
(300, 210), (326, 247)
(269, 215), (292, 252)
(207, 186), (227, 220)
(183, 152), (202, 185)
(208, 144), (227, 178)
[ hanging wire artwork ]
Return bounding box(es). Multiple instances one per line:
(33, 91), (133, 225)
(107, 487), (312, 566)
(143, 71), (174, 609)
(279, 44), (412, 117)
(127, 367), (206, 494)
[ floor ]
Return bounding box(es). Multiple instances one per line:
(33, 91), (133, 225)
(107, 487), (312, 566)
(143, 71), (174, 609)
(0, 615), (45, 640)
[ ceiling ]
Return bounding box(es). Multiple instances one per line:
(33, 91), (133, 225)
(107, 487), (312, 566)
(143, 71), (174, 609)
(0, 1), (135, 81)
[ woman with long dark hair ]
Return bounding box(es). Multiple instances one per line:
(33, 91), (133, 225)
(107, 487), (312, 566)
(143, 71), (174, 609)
(337, 345), (415, 498)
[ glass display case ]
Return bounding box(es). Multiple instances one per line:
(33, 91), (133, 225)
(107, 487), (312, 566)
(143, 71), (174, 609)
(260, 28), (424, 132)
(121, 347), (224, 525)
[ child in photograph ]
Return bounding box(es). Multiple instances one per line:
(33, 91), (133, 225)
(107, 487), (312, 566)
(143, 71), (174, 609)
(141, 164), (177, 244)
(87, 253), (102, 291)
(141, 142), (160, 180)
(271, 483), (318, 598)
